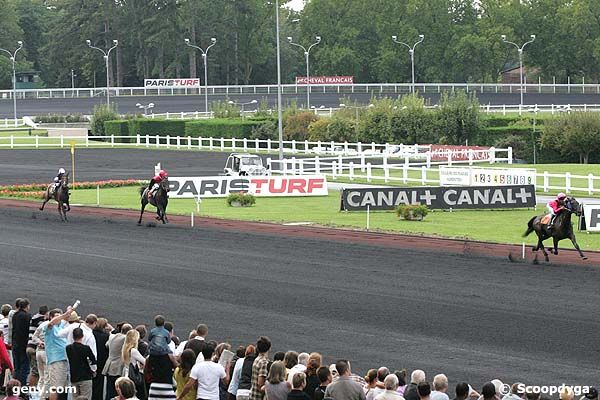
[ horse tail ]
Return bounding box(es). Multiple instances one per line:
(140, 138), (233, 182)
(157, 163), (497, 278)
(139, 186), (146, 196)
(523, 216), (536, 237)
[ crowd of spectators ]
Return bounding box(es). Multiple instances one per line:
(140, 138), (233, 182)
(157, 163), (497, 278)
(0, 298), (596, 400)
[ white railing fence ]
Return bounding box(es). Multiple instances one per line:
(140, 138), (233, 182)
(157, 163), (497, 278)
(268, 158), (599, 195)
(0, 134), (511, 160)
(3, 81), (600, 99)
(0, 118), (25, 128)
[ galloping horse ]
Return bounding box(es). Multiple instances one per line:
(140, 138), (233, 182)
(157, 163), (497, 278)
(523, 196), (587, 262)
(138, 177), (170, 225)
(40, 172), (71, 222)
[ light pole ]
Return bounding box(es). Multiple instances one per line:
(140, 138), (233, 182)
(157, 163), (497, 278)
(228, 99), (258, 119)
(136, 102), (155, 116)
(86, 39), (118, 107)
(184, 37), (217, 115)
(0, 41), (23, 124)
(527, 105), (539, 164)
(501, 34), (536, 107)
(287, 35), (321, 109)
(275, 0), (284, 161)
(391, 34), (424, 94)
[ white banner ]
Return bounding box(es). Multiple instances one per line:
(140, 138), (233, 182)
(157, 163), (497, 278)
(144, 79), (200, 88)
(583, 204), (600, 232)
(440, 166), (537, 187)
(168, 175), (328, 198)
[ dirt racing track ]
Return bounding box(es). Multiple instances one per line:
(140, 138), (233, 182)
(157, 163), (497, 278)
(1, 197), (600, 388)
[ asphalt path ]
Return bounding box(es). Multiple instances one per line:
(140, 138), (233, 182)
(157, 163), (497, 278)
(1, 205), (600, 389)
(0, 148), (233, 184)
(2, 92), (600, 117)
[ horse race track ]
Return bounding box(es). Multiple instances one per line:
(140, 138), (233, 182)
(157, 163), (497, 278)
(1, 199), (600, 388)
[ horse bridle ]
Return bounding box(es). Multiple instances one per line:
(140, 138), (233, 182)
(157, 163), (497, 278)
(564, 198), (581, 216)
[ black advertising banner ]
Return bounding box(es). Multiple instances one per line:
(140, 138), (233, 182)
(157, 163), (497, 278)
(340, 185), (537, 211)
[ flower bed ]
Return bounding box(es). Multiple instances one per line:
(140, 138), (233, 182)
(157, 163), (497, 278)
(0, 179), (143, 199)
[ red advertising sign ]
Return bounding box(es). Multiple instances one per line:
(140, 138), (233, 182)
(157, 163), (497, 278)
(295, 76), (354, 84)
(428, 145), (492, 162)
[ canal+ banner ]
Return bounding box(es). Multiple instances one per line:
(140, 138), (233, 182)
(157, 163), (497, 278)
(340, 185), (536, 211)
(168, 175), (328, 198)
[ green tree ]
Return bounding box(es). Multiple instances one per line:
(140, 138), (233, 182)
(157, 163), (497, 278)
(541, 112), (600, 163)
(437, 90), (483, 145)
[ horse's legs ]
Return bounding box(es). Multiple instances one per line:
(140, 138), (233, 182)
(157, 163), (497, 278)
(553, 237), (559, 255)
(537, 236), (549, 262)
(158, 205), (166, 224)
(57, 202), (65, 222)
(40, 194), (48, 211)
(138, 200), (147, 225)
(569, 234), (587, 260)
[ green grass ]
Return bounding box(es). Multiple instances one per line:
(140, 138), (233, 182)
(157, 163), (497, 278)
(36, 186), (598, 251)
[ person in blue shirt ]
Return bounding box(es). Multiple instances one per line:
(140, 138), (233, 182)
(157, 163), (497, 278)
(147, 315), (172, 356)
(43, 306), (73, 400)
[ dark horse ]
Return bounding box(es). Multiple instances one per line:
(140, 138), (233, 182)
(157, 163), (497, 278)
(523, 196), (586, 262)
(138, 177), (170, 225)
(40, 172), (71, 222)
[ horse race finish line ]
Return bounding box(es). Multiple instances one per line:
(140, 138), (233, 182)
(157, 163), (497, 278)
(1, 198), (598, 267)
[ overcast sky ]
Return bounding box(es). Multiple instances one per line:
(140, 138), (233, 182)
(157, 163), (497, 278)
(286, 0), (305, 11)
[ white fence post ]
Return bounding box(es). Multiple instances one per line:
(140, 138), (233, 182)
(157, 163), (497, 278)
(145, 134), (150, 148)
(332, 161), (337, 179)
(383, 155), (389, 183)
(136, 134), (140, 146)
(291, 157), (296, 174)
(357, 141), (362, 153)
(426, 152), (431, 168)
(371, 142), (376, 153)
(176, 136), (181, 149)
(360, 153), (366, 172)
(209, 137), (214, 150)
(243, 138), (248, 152)
(589, 174), (594, 195)
(220, 137), (224, 151)
(232, 138), (236, 151)
(304, 140), (309, 154)
(490, 147), (496, 164)
(315, 156), (320, 174)
(267, 139), (272, 152)
(421, 166), (427, 185)
(299, 159), (304, 174)
(10, 135), (14, 149)
(468, 150), (473, 166)
(403, 164), (408, 184)
(187, 136), (192, 150)
(349, 162), (354, 181)
(543, 171), (549, 192)
(366, 163), (372, 182)
(166, 135), (171, 148)
(111, 135), (114, 147)
(508, 147), (513, 164)
(255, 138), (259, 152)
(447, 152), (452, 166)
(565, 172), (571, 193)
(292, 140), (297, 154)
(60, 135), (64, 148)
(155, 135), (160, 148)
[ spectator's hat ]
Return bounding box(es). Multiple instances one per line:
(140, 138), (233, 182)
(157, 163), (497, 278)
(68, 311), (80, 322)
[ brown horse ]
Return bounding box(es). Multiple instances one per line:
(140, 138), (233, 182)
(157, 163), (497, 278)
(40, 172), (71, 222)
(523, 196), (586, 262)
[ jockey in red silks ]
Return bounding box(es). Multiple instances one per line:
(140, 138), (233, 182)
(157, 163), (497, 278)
(147, 170), (168, 198)
(547, 192), (567, 230)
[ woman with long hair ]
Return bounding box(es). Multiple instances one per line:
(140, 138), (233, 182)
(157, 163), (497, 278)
(364, 369), (379, 400)
(122, 330), (144, 369)
(122, 330), (146, 400)
(174, 349), (196, 400)
(264, 361), (291, 400)
(303, 353), (322, 398)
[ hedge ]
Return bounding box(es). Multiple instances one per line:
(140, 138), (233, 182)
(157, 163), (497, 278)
(184, 119), (266, 139)
(483, 114), (549, 127)
(104, 118), (268, 140)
